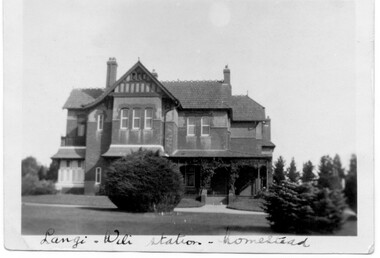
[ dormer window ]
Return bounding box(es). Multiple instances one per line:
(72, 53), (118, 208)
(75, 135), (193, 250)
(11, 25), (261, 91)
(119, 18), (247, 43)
(97, 114), (104, 131)
(144, 108), (153, 129)
(120, 109), (129, 129)
(187, 117), (196, 136)
(132, 108), (141, 129)
(201, 117), (210, 136)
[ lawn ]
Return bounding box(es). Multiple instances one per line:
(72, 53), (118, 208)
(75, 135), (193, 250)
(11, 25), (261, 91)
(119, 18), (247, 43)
(22, 195), (356, 236)
(22, 194), (204, 208)
(227, 197), (264, 212)
(22, 203), (270, 235)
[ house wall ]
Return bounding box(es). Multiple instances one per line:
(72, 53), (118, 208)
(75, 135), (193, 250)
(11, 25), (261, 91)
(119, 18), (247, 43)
(111, 96), (163, 145)
(230, 122), (256, 138)
(84, 101), (113, 195)
(177, 110), (228, 150)
(164, 108), (178, 155)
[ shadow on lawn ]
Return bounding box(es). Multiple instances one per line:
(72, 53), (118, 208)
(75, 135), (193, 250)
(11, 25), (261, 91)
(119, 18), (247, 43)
(79, 207), (124, 213)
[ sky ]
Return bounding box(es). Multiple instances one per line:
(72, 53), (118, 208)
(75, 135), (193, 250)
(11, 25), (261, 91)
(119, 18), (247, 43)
(20, 0), (358, 170)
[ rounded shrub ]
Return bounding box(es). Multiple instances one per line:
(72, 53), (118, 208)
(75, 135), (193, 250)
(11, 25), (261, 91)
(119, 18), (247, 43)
(105, 149), (184, 212)
(262, 181), (346, 234)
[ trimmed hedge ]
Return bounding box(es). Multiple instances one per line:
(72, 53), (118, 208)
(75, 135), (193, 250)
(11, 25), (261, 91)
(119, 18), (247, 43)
(105, 149), (184, 212)
(262, 181), (346, 234)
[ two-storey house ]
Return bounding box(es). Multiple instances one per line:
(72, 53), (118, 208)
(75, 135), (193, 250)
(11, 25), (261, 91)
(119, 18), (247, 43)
(52, 58), (275, 199)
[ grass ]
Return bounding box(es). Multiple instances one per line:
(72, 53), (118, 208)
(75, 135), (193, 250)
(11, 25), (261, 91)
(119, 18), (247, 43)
(21, 194), (356, 236)
(176, 198), (204, 208)
(22, 194), (116, 208)
(227, 197), (264, 212)
(22, 203), (270, 235)
(22, 194), (204, 208)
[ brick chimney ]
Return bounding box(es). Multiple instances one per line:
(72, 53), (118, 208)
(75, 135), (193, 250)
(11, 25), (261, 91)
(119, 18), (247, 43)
(223, 65), (230, 84)
(221, 65), (231, 105)
(106, 57), (118, 87)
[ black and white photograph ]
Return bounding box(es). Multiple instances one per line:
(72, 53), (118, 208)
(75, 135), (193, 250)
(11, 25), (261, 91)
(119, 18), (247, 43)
(3, 0), (374, 254)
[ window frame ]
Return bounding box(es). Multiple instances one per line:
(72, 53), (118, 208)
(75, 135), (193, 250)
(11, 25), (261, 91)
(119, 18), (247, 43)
(187, 117), (196, 136)
(77, 123), (86, 137)
(120, 108), (129, 129)
(201, 116), (211, 136)
(132, 108), (141, 130)
(95, 167), (102, 184)
(185, 167), (196, 187)
(97, 114), (104, 131)
(144, 108), (153, 130)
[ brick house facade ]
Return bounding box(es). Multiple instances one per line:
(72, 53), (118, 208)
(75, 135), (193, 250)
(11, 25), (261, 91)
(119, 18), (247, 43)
(52, 58), (275, 198)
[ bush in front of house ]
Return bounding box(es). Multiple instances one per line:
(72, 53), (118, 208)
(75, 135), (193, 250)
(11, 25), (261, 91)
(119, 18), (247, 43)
(105, 149), (184, 212)
(262, 181), (346, 234)
(22, 156), (57, 196)
(22, 174), (57, 195)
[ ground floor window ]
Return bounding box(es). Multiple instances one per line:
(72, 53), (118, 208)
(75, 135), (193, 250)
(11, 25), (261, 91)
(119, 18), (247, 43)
(57, 159), (85, 185)
(95, 167), (102, 184)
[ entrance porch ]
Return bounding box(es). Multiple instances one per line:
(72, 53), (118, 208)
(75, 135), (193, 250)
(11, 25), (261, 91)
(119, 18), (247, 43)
(172, 158), (272, 204)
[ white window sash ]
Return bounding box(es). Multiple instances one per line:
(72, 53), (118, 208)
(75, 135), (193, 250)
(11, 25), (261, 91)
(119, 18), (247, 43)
(144, 109), (153, 129)
(97, 114), (104, 131)
(120, 109), (129, 129)
(132, 109), (141, 129)
(95, 168), (102, 184)
(201, 117), (210, 136)
(187, 118), (195, 136)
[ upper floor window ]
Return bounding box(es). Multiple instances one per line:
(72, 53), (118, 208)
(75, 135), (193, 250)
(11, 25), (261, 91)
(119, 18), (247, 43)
(145, 108), (153, 129)
(132, 108), (141, 129)
(201, 117), (210, 136)
(97, 114), (104, 131)
(120, 109), (129, 129)
(95, 167), (102, 184)
(77, 123), (86, 136)
(187, 117), (196, 136)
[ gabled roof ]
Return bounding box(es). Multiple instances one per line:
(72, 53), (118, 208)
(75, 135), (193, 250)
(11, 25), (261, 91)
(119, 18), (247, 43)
(229, 95), (265, 121)
(82, 61), (180, 109)
(61, 62), (267, 122)
(63, 88), (105, 109)
(162, 80), (228, 109)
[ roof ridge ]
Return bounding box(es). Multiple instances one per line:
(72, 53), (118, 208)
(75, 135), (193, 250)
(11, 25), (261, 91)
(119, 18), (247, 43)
(73, 87), (105, 91)
(161, 80), (223, 83)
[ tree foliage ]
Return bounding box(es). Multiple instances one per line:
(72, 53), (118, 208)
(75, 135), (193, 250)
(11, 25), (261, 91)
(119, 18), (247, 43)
(46, 160), (59, 182)
(262, 181), (346, 234)
(344, 154), (357, 212)
(286, 158), (300, 183)
(21, 156), (56, 195)
(105, 149), (184, 212)
(22, 156), (40, 177)
(301, 161), (316, 183)
(317, 155), (341, 190)
(273, 156), (286, 183)
(333, 154), (345, 182)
